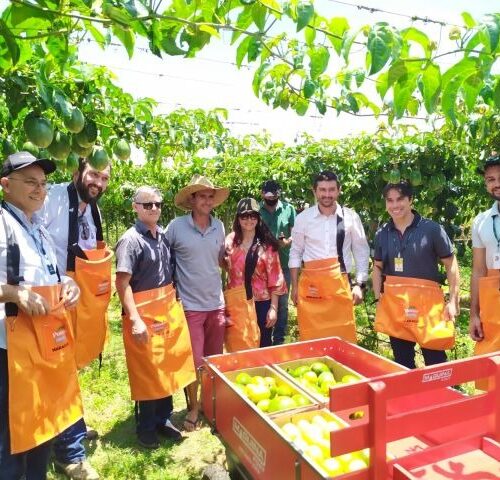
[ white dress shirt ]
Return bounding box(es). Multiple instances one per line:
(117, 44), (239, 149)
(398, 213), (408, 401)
(289, 204), (369, 283)
(0, 203), (61, 349)
(39, 182), (98, 274)
(472, 201), (500, 269)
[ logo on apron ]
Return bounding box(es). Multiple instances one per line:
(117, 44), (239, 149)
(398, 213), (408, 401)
(404, 306), (418, 323)
(306, 285), (320, 298)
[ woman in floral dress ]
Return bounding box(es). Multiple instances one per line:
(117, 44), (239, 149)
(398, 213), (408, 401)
(224, 197), (288, 347)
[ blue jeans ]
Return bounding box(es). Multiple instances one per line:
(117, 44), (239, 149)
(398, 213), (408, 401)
(52, 418), (87, 464)
(136, 396), (173, 434)
(390, 336), (447, 369)
(255, 300), (273, 348)
(272, 268), (290, 345)
(0, 348), (52, 480)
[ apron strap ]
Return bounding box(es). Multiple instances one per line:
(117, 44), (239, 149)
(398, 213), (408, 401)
(244, 237), (259, 301)
(1, 207), (23, 316)
(336, 205), (346, 274)
(66, 182), (104, 272)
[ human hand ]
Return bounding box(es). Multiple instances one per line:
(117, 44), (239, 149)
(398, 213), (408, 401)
(469, 313), (484, 341)
(131, 317), (148, 344)
(60, 278), (80, 309)
(15, 286), (49, 316)
(351, 285), (363, 306)
(266, 305), (277, 328)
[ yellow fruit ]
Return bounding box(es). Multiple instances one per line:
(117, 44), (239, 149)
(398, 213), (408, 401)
(292, 394), (311, 407)
(235, 372), (252, 385)
(311, 415), (328, 428)
(302, 371), (318, 383)
(345, 458), (368, 472)
(263, 376), (276, 387)
(310, 361), (330, 374)
(326, 421), (343, 433)
(276, 384), (293, 397)
(341, 374), (359, 384)
(250, 375), (266, 386)
(320, 379), (337, 395)
(304, 444), (324, 464)
(232, 382), (246, 394)
(267, 395), (296, 413)
(338, 452), (355, 467)
(281, 422), (300, 441)
(256, 399), (270, 412)
(322, 457), (344, 477)
(318, 371), (335, 384)
(246, 383), (271, 403)
(293, 365), (311, 377)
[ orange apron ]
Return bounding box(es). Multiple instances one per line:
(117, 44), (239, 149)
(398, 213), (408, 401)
(6, 284), (83, 454)
(68, 241), (113, 369)
(297, 258), (357, 343)
(224, 285), (260, 352)
(123, 284), (196, 401)
(375, 276), (455, 350)
(476, 269), (500, 356)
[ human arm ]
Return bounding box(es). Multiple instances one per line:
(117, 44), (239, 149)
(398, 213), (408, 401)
(349, 210), (370, 284)
(0, 283), (49, 316)
(289, 212), (305, 306)
(290, 267), (299, 306)
(266, 293), (279, 327)
(440, 254), (460, 322)
(470, 247), (487, 341)
(372, 260), (384, 301)
(115, 272), (148, 343)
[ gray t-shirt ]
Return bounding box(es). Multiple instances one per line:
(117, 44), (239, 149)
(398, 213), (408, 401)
(374, 212), (453, 283)
(165, 214), (225, 311)
(115, 221), (173, 293)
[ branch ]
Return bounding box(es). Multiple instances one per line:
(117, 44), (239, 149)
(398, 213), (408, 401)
(10, 28), (70, 40)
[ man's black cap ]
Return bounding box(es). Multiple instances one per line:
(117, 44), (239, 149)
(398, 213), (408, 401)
(261, 179), (281, 197)
(1, 151), (56, 178)
(477, 153), (500, 175)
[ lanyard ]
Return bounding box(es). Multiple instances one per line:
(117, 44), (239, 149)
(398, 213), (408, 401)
(493, 215), (500, 250)
(2, 202), (56, 276)
(392, 226), (414, 258)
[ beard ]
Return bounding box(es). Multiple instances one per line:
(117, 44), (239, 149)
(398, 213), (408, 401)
(75, 174), (103, 204)
(264, 198), (278, 207)
(490, 191), (500, 202)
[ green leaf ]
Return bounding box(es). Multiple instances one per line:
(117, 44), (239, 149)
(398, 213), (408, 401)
(387, 60), (407, 87)
(252, 3), (267, 31)
(354, 71), (365, 88)
(293, 97), (309, 115)
(407, 97), (419, 116)
(346, 93), (359, 113)
(252, 62), (270, 96)
(297, 1), (314, 32)
(401, 27), (430, 57)
(113, 25), (135, 59)
(260, 0), (282, 15)
(231, 7), (253, 44)
(247, 37), (262, 62)
(161, 31), (188, 56)
(327, 17), (349, 56)
(199, 25), (220, 38)
(303, 79), (316, 98)
(376, 71), (389, 99)
(0, 20), (20, 65)
(315, 100), (326, 114)
(304, 26), (316, 46)
(367, 22), (398, 75)
(309, 45), (330, 80)
(462, 73), (483, 111)
(84, 20), (107, 47)
(420, 62), (441, 113)
(494, 79), (500, 109)
(341, 28), (359, 63)
(461, 12), (476, 28)
(10, 3), (51, 28)
(483, 14), (500, 52)
(236, 36), (252, 67)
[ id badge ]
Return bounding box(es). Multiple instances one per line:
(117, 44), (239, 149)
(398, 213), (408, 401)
(493, 253), (500, 269)
(394, 256), (404, 272)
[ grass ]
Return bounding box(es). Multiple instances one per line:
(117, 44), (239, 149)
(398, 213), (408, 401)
(46, 254), (478, 478)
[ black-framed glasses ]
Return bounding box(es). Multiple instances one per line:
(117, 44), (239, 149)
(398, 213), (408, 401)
(239, 212), (259, 220)
(136, 202), (162, 210)
(78, 214), (90, 241)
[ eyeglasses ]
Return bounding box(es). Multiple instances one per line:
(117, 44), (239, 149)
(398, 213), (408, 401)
(136, 202), (162, 210)
(78, 214), (90, 241)
(7, 177), (47, 189)
(239, 213), (259, 220)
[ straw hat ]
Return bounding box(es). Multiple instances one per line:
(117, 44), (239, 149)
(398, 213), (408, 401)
(174, 174), (230, 211)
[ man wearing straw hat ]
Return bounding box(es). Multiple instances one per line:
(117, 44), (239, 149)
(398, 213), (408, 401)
(166, 174), (229, 432)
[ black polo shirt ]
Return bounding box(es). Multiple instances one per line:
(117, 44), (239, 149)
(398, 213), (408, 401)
(373, 212), (453, 283)
(115, 220), (174, 293)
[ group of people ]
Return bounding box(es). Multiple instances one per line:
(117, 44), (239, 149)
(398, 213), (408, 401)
(0, 150), (499, 480)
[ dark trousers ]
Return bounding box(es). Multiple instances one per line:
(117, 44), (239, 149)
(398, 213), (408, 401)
(136, 396), (173, 434)
(0, 348), (52, 480)
(52, 418), (87, 464)
(255, 299), (273, 348)
(390, 336), (447, 369)
(272, 268), (290, 346)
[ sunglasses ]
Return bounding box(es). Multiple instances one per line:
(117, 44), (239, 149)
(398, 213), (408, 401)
(239, 212), (259, 220)
(136, 202), (162, 210)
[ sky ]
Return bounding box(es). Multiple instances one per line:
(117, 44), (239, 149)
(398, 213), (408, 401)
(5, 0), (499, 144)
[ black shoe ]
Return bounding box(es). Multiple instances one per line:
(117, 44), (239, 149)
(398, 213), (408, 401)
(157, 419), (183, 442)
(137, 430), (160, 449)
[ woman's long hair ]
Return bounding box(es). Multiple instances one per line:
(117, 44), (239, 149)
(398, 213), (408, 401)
(232, 213), (279, 251)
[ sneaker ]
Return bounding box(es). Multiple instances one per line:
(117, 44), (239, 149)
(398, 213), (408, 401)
(55, 460), (99, 480)
(157, 419), (183, 442)
(86, 427), (99, 440)
(137, 430), (160, 449)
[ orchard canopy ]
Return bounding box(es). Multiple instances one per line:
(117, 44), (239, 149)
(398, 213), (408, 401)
(0, 0), (499, 244)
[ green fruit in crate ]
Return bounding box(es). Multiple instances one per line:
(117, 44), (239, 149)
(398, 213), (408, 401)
(302, 371), (318, 383)
(246, 383), (271, 403)
(276, 384), (294, 397)
(281, 422), (300, 441)
(293, 365), (311, 377)
(292, 394), (310, 407)
(310, 362), (330, 375)
(320, 379), (337, 395)
(322, 457), (344, 477)
(250, 375), (266, 386)
(263, 376), (276, 387)
(232, 382), (246, 395)
(341, 374), (359, 384)
(304, 444), (324, 463)
(235, 372), (252, 385)
(345, 458), (368, 472)
(267, 396), (296, 413)
(318, 371), (335, 384)
(256, 399), (271, 412)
